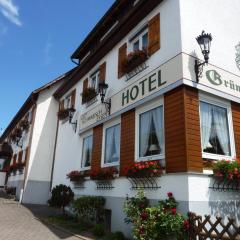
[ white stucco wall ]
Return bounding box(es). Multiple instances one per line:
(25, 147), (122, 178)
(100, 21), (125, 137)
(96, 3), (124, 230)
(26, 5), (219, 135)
(179, 0), (240, 76)
(0, 172), (6, 187)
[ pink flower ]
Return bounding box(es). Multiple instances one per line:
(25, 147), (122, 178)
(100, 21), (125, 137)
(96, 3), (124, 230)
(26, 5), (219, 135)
(140, 212), (148, 221)
(167, 192), (173, 198)
(171, 208), (177, 215)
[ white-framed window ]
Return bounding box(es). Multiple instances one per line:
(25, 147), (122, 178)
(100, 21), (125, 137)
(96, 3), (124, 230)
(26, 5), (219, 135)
(199, 93), (236, 160)
(90, 70), (100, 93)
(80, 132), (93, 170)
(64, 95), (71, 109)
(101, 118), (121, 167)
(131, 29), (148, 52)
(135, 98), (165, 161)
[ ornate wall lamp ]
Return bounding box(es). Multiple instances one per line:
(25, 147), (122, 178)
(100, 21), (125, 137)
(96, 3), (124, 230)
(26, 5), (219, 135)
(98, 82), (111, 115)
(68, 106), (78, 132)
(195, 31), (213, 82)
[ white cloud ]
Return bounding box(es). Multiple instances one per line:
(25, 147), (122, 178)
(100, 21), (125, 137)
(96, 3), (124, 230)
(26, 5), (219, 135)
(0, 0), (22, 26)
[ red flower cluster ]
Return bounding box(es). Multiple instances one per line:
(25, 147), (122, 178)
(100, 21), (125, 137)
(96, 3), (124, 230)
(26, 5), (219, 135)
(124, 161), (162, 178)
(183, 220), (190, 231)
(10, 162), (25, 171)
(90, 167), (118, 181)
(66, 170), (86, 182)
(122, 49), (148, 74)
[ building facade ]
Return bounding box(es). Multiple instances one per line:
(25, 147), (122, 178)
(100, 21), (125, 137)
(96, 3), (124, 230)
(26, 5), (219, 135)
(51, 0), (240, 235)
(0, 0), (240, 237)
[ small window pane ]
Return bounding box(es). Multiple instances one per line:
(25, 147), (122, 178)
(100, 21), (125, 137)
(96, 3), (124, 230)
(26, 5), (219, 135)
(142, 33), (148, 50)
(133, 40), (139, 51)
(91, 71), (99, 92)
(200, 102), (231, 156)
(104, 124), (120, 164)
(139, 106), (164, 157)
(81, 135), (93, 168)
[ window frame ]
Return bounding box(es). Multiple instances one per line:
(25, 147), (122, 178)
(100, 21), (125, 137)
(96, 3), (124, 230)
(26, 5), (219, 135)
(135, 98), (165, 162)
(130, 28), (148, 52)
(90, 70), (100, 93)
(199, 93), (236, 160)
(101, 118), (121, 168)
(80, 130), (93, 171)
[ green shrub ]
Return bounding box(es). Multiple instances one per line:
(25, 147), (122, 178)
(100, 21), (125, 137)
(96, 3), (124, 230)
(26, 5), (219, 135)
(72, 196), (106, 223)
(48, 184), (74, 211)
(93, 224), (105, 237)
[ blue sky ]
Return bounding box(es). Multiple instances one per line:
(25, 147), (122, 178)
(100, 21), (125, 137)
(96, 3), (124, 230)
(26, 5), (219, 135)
(0, 0), (114, 133)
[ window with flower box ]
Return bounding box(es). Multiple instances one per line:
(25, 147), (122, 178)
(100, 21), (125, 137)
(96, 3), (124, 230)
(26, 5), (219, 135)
(199, 94), (235, 160)
(102, 118), (121, 167)
(135, 99), (164, 162)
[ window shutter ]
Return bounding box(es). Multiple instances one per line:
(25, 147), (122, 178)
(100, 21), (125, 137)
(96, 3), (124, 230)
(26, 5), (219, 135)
(83, 78), (88, 92)
(59, 100), (64, 110)
(24, 147), (29, 163)
(71, 89), (76, 108)
(18, 151), (23, 164)
(99, 62), (106, 83)
(148, 13), (160, 56)
(118, 43), (127, 79)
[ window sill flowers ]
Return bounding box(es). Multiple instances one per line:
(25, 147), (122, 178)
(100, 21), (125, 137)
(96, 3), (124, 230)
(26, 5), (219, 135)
(81, 87), (97, 104)
(124, 160), (162, 178)
(212, 159), (240, 181)
(90, 167), (118, 181)
(66, 170), (87, 182)
(122, 49), (148, 74)
(58, 109), (70, 120)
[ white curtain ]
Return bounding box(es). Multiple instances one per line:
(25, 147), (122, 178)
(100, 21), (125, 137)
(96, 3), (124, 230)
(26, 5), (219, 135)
(213, 107), (231, 155)
(82, 136), (92, 167)
(200, 102), (213, 151)
(105, 125), (120, 163)
(140, 111), (152, 157)
(152, 106), (163, 154)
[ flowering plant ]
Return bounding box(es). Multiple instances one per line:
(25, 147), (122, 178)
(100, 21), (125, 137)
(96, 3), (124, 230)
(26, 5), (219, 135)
(122, 49), (148, 74)
(58, 109), (70, 120)
(124, 191), (189, 240)
(212, 160), (240, 181)
(124, 161), (162, 178)
(10, 162), (25, 171)
(90, 167), (118, 181)
(66, 170), (87, 182)
(81, 87), (97, 104)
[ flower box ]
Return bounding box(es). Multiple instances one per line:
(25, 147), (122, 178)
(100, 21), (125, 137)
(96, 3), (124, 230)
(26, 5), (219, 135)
(58, 109), (70, 120)
(122, 49), (148, 74)
(125, 161), (162, 178)
(81, 87), (97, 104)
(90, 167), (118, 181)
(66, 170), (87, 182)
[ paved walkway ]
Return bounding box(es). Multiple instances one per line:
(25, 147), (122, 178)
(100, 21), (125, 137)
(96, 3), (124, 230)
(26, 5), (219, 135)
(0, 197), (81, 240)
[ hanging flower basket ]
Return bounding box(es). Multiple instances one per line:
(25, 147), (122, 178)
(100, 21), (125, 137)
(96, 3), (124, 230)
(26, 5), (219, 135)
(81, 87), (97, 104)
(58, 109), (70, 120)
(66, 170), (87, 182)
(122, 49), (148, 74)
(90, 167), (118, 181)
(125, 161), (162, 178)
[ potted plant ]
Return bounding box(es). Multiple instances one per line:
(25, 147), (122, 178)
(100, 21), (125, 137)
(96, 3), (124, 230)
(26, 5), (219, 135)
(90, 167), (118, 181)
(66, 170), (87, 182)
(122, 48), (148, 74)
(81, 87), (97, 104)
(57, 109), (70, 120)
(124, 160), (162, 178)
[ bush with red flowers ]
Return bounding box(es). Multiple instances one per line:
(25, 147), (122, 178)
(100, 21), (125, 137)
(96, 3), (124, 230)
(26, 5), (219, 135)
(90, 167), (118, 181)
(66, 170), (87, 182)
(212, 160), (240, 181)
(124, 191), (188, 240)
(122, 49), (148, 74)
(125, 161), (162, 178)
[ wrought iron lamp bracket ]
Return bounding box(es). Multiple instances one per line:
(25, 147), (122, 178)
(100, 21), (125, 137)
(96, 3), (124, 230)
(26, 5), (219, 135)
(195, 60), (206, 83)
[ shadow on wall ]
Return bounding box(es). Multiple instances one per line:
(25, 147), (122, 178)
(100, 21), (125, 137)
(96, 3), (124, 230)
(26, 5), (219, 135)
(23, 95), (59, 205)
(208, 177), (240, 223)
(187, 51), (198, 83)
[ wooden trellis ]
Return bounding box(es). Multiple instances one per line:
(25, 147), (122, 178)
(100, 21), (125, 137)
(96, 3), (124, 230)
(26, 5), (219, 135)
(189, 213), (240, 240)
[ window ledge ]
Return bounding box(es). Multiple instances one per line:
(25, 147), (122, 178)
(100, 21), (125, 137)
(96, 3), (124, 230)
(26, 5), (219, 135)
(101, 162), (119, 168)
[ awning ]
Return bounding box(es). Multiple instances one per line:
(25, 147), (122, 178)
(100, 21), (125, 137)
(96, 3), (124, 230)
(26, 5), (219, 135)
(0, 142), (13, 159)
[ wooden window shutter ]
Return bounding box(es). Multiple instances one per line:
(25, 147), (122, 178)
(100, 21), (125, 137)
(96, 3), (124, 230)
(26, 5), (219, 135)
(148, 13), (160, 56)
(83, 78), (88, 92)
(99, 62), (106, 83)
(18, 151), (23, 163)
(59, 100), (64, 110)
(70, 89), (76, 108)
(118, 43), (127, 79)
(25, 147), (29, 163)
